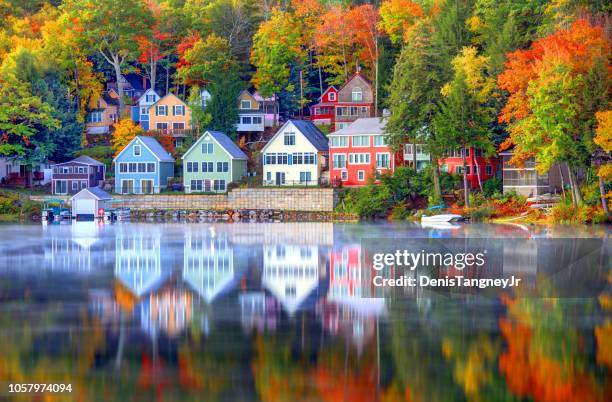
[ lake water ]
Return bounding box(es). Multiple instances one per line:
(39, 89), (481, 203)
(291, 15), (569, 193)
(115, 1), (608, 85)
(0, 222), (610, 402)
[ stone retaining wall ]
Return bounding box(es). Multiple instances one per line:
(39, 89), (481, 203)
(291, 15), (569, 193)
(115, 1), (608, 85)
(31, 188), (337, 212)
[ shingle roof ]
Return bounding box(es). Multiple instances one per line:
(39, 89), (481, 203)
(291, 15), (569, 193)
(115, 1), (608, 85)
(85, 187), (112, 200)
(207, 131), (248, 159)
(102, 93), (119, 106)
(72, 155), (105, 166)
(136, 136), (175, 162)
(289, 119), (329, 151)
(329, 117), (387, 136)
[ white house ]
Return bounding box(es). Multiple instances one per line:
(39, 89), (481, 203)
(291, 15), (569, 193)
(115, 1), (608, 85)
(70, 187), (112, 219)
(200, 88), (211, 107)
(261, 119), (329, 186)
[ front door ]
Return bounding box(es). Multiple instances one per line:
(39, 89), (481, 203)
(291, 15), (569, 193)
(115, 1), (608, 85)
(275, 172), (285, 186)
(54, 180), (67, 194)
(204, 179), (212, 192)
(121, 180), (134, 194)
(141, 180), (153, 194)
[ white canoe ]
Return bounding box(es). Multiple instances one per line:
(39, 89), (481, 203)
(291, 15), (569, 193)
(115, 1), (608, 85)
(421, 214), (463, 223)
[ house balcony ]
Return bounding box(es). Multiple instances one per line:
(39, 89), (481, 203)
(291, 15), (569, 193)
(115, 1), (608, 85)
(148, 129), (196, 138)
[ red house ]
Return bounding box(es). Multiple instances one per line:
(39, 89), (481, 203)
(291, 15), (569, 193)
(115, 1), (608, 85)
(309, 72), (374, 131)
(328, 117), (403, 186)
(438, 147), (501, 189)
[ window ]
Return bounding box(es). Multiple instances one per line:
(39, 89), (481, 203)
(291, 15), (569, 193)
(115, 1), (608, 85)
(328, 92), (336, 101)
(376, 153), (390, 168)
(304, 153), (315, 164)
(137, 162), (146, 172)
(373, 135), (386, 146)
(147, 163), (155, 172)
(330, 136), (348, 147)
(173, 122), (185, 130)
(88, 111), (103, 123)
(358, 171), (365, 181)
(253, 116), (263, 124)
(485, 165), (492, 175)
(293, 152), (303, 165)
(81, 180), (87, 188)
(361, 106), (368, 115)
(173, 105), (185, 116)
(341, 170), (348, 180)
(348, 153), (370, 165)
(121, 180), (134, 194)
(202, 143), (213, 154)
(217, 162), (229, 172)
(186, 162), (199, 173)
(352, 87), (363, 101)
(277, 153), (288, 164)
(299, 172), (312, 183)
(314, 108), (320, 115)
(266, 172), (271, 182)
(284, 132), (295, 145)
(202, 162), (214, 172)
(474, 148), (483, 157)
(141, 107), (148, 115)
(146, 94), (156, 103)
(352, 136), (369, 147)
(240, 100), (251, 109)
(156, 105), (168, 116)
(119, 163), (128, 173)
(264, 153), (277, 165)
(336, 107), (347, 116)
(441, 164), (448, 173)
(241, 116), (252, 124)
(156, 122), (168, 130)
(213, 180), (226, 191)
(332, 154), (346, 169)
(191, 180), (203, 191)
(71, 181), (78, 190)
(133, 145), (141, 156)
(456, 166), (470, 174)
(350, 106), (358, 116)
(128, 163), (137, 173)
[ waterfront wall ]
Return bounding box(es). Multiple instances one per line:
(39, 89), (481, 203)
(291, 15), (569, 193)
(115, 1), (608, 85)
(32, 188), (338, 212)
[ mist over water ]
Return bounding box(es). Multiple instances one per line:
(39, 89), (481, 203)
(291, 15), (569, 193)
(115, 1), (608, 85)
(0, 222), (609, 401)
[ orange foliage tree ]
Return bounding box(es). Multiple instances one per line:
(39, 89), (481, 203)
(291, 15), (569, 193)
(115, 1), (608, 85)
(111, 119), (143, 156)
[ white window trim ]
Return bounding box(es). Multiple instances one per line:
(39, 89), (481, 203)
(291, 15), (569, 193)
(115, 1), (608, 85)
(340, 170), (348, 181)
(357, 170), (365, 181)
(120, 179), (134, 194)
(156, 122), (168, 130)
(376, 152), (391, 169)
(330, 136), (349, 148)
(140, 179), (154, 194)
(133, 145), (141, 156)
(240, 100), (251, 109)
(328, 92), (336, 101)
(352, 136), (370, 148)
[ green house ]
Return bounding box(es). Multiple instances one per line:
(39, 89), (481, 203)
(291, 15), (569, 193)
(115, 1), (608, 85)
(182, 130), (248, 193)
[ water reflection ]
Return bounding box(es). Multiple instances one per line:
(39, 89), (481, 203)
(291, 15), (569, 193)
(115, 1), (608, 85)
(0, 223), (609, 402)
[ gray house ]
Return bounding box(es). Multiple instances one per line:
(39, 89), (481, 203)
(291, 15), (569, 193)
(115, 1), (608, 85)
(500, 149), (569, 197)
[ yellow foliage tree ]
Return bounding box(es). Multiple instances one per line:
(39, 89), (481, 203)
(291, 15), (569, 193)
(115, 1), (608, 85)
(111, 119), (143, 156)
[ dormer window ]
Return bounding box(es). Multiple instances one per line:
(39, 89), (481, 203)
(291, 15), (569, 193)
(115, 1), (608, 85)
(145, 94), (156, 103)
(352, 87), (363, 101)
(240, 100), (251, 109)
(133, 145), (141, 156)
(328, 92), (336, 101)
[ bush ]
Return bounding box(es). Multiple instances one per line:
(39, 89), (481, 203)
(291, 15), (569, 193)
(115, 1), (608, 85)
(482, 177), (503, 197)
(549, 198), (593, 224)
(469, 205), (495, 221)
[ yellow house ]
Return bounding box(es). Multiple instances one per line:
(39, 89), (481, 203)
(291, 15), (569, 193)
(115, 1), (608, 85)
(86, 93), (118, 135)
(148, 93), (192, 134)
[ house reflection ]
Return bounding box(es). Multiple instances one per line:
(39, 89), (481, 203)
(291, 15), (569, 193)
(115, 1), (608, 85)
(262, 244), (322, 317)
(239, 292), (280, 334)
(319, 244), (386, 352)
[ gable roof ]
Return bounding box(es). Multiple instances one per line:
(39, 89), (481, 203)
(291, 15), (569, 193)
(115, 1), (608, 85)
(182, 131), (247, 160)
(113, 136), (175, 162)
(262, 120), (329, 152)
(136, 88), (160, 104)
(329, 117), (387, 136)
(338, 71), (372, 92)
(71, 187), (112, 201)
(101, 93), (119, 107)
(149, 92), (187, 109)
(319, 86), (338, 101)
(55, 155), (105, 167)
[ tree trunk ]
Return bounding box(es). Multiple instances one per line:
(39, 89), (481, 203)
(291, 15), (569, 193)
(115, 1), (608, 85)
(318, 65), (323, 96)
(567, 166), (583, 207)
(558, 164), (566, 198)
(165, 64), (169, 94)
(374, 35), (378, 117)
(412, 142), (417, 171)
(462, 151), (470, 208)
(150, 59), (157, 91)
(599, 174), (609, 217)
(474, 152), (483, 191)
(113, 63), (125, 119)
(431, 156), (442, 204)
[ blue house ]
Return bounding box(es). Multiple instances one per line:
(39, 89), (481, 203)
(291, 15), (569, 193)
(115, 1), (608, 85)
(131, 89), (160, 131)
(113, 136), (175, 194)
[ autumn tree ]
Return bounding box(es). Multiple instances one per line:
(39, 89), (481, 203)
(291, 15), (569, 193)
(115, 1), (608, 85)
(63, 0), (153, 118)
(594, 110), (611, 216)
(498, 19), (611, 207)
(137, 0), (172, 92)
(434, 47), (496, 207)
(378, 0), (426, 45)
(111, 119), (144, 156)
(251, 7), (305, 113)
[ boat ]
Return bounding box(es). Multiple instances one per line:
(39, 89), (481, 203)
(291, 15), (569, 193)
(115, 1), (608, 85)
(421, 214), (463, 223)
(41, 198), (71, 223)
